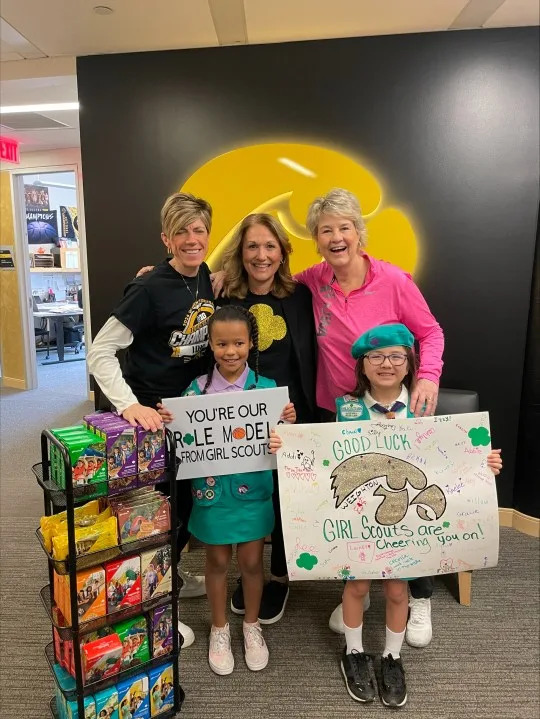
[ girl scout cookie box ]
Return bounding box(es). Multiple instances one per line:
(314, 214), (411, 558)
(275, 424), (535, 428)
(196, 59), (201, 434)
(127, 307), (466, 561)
(95, 686), (119, 719)
(149, 663), (174, 716)
(151, 605), (173, 658)
(56, 565), (106, 624)
(105, 555), (141, 613)
(50, 426), (107, 494)
(141, 545), (172, 601)
(115, 615), (150, 669)
(118, 672), (149, 719)
(81, 634), (123, 684)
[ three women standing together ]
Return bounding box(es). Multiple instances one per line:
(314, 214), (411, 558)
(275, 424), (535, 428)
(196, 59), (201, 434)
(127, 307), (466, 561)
(87, 186), (445, 704)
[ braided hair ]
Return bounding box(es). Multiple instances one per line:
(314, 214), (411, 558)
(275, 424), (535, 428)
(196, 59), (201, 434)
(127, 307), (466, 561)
(202, 305), (260, 394)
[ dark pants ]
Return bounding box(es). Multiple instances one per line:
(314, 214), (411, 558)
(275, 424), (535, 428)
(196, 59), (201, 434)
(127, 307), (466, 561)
(270, 469), (288, 577)
(409, 576), (434, 599)
(177, 478), (193, 553)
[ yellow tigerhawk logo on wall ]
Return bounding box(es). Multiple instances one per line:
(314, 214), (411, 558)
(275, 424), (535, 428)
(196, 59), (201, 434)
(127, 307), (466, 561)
(180, 143), (420, 275)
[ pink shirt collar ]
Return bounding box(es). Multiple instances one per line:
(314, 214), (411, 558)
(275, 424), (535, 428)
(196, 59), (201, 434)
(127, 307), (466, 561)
(323, 252), (375, 292)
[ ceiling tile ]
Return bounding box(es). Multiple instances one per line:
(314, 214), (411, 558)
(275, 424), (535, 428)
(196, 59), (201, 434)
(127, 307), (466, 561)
(483, 0), (540, 27)
(245, 0), (470, 43)
(0, 0), (219, 57)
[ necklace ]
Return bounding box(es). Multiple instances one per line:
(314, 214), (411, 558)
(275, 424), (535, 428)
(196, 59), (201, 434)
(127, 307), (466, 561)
(179, 269), (200, 302)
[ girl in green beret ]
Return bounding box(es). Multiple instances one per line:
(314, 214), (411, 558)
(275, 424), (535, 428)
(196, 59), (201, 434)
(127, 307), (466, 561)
(270, 322), (502, 708)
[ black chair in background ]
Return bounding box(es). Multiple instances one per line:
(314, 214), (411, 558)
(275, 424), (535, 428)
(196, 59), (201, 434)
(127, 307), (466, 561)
(435, 387), (480, 606)
(436, 388), (479, 416)
(63, 287), (85, 354)
(33, 295), (51, 359)
(34, 320), (50, 359)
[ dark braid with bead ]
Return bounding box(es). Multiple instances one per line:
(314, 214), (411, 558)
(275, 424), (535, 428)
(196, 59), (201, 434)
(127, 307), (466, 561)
(202, 305), (260, 394)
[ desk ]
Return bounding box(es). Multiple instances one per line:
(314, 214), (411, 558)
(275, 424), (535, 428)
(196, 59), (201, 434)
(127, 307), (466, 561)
(34, 302), (84, 362)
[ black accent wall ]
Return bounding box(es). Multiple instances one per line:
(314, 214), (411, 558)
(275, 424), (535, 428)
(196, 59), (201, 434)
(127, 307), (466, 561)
(78, 28), (540, 510)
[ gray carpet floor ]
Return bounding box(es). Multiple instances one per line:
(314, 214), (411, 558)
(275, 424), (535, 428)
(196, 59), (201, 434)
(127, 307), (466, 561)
(1, 362), (539, 719)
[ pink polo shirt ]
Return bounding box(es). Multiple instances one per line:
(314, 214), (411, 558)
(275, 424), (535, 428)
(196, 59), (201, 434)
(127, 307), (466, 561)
(296, 255), (444, 411)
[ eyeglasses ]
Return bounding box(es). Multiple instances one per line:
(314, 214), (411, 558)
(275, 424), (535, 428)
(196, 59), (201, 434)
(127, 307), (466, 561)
(365, 352), (408, 366)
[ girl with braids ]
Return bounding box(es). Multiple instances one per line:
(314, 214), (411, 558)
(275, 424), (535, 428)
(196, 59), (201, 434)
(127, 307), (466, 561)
(158, 305), (296, 676)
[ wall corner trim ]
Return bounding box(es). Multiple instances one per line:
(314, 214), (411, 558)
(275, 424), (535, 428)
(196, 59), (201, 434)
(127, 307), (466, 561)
(499, 508), (540, 538)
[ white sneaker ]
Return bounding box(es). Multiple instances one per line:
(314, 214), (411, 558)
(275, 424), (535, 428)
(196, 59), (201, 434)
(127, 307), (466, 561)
(243, 622), (269, 671)
(178, 620), (195, 648)
(209, 624), (234, 675)
(406, 597), (432, 647)
(179, 568), (206, 598)
(328, 593), (371, 634)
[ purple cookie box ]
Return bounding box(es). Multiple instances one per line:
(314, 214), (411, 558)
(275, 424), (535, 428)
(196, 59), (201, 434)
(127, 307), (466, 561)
(152, 605), (173, 657)
(106, 425), (137, 477)
(136, 426), (165, 472)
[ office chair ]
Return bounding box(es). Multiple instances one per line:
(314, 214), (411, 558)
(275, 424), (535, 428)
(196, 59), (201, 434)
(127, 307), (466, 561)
(63, 287), (85, 354)
(34, 320), (50, 359)
(32, 296), (50, 359)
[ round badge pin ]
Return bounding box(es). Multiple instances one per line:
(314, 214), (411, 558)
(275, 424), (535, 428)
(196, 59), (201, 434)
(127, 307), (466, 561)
(206, 477), (216, 487)
(196, 489), (203, 499)
(205, 489), (215, 500)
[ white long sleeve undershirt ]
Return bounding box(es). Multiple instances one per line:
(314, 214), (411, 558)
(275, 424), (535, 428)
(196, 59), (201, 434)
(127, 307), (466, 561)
(86, 316), (139, 413)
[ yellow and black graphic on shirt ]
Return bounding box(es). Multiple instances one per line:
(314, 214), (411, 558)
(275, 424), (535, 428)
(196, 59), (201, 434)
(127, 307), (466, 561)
(180, 142), (420, 276)
(249, 304), (286, 351)
(169, 299), (214, 359)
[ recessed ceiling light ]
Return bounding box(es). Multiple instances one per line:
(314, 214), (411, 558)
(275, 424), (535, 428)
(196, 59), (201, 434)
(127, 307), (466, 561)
(0, 102), (79, 114)
(94, 5), (114, 15)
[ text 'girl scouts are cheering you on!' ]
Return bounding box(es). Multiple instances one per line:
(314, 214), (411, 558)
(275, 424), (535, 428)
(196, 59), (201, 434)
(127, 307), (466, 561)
(158, 305), (296, 676)
(270, 323), (502, 709)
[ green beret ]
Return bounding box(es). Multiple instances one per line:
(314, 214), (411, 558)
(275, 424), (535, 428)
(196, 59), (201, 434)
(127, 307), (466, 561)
(351, 323), (414, 359)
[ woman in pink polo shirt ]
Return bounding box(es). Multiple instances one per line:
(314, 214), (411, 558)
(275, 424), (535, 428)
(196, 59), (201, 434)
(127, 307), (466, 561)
(297, 187), (444, 421)
(297, 188), (444, 650)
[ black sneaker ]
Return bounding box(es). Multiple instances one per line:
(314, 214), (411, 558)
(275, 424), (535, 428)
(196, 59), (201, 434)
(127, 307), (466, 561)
(340, 649), (377, 703)
(379, 654), (407, 707)
(258, 581), (289, 624)
(230, 577), (245, 615)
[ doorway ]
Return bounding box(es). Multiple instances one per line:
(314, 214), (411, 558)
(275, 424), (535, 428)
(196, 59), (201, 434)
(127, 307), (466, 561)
(12, 168), (88, 394)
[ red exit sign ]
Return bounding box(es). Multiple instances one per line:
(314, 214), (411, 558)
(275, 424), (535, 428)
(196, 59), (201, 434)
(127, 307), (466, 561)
(0, 136), (20, 164)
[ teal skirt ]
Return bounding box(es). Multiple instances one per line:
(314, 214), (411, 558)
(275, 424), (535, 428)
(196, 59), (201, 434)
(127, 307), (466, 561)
(188, 471), (274, 545)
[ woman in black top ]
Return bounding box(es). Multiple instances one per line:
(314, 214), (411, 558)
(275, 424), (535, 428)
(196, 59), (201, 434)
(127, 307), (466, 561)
(87, 192), (216, 647)
(88, 192), (215, 425)
(219, 213), (318, 624)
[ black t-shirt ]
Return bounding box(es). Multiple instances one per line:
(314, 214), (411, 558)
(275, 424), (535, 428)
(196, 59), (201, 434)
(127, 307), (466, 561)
(113, 260), (214, 406)
(221, 291), (309, 418)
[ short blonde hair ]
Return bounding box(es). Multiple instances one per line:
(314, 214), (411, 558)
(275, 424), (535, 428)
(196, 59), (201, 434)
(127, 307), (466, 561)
(306, 188), (367, 247)
(222, 213), (296, 299)
(160, 192), (212, 239)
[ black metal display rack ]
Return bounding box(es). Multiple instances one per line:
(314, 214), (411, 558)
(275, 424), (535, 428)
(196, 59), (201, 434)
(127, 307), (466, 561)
(33, 426), (184, 718)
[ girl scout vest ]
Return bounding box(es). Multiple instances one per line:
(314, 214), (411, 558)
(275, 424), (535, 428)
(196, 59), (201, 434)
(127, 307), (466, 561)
(183, 368), (275, 506)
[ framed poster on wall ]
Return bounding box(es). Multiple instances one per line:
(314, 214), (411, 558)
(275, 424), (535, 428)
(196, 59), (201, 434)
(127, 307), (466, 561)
(26, 210), (58, 244)
(24, 184), (49, 210)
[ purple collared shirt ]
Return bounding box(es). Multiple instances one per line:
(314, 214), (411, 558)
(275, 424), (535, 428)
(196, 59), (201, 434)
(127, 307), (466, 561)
(196, 364), (249, 395)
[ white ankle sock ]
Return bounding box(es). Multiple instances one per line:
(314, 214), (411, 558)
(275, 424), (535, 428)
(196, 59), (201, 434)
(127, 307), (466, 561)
(344, 622), (364, 654)
(383, 626), (405, 658)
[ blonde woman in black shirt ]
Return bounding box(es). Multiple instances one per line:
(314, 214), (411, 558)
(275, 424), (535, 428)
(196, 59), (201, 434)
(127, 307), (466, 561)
(87, 192), (216, 647)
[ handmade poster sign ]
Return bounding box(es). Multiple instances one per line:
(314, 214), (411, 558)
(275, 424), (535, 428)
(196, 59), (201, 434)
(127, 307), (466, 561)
(163, 386), (289, 479)
(276, 412), (499, 580)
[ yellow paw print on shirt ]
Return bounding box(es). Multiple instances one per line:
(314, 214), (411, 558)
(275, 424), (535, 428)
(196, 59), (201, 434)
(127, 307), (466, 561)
(249, 304), (287, 351)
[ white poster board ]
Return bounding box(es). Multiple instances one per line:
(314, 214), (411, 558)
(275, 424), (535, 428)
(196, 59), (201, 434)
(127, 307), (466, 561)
(276, 413), (499, 580)
(164, 386), (289, 479)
